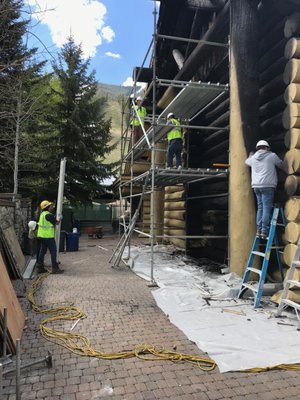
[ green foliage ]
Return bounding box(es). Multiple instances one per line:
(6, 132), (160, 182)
(44, 37), (114, 204)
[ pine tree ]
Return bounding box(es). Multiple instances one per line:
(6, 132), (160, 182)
(49, 37), (114, 203)
(0, 0), (47, 194)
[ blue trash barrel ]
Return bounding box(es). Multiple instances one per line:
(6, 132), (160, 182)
(65, 232), (79, 251)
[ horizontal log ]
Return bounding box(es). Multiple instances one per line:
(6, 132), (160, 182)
(165, 190), (185, 201)
(164, 218), (185, 229)
(284, 59), (300, 84)
(259, 19), (285, 56)
(163, 228), (186, 236)
(285, 197), (300, 222)
(165, 238), (186, 250)
(165, 185), (184, 193)
(259, 38), (287, 73)
(283, 243), (298, 267)
(261, 113), (283, 134)
(284, 148), (300, 174)
(284, 128), (300, 149)
(285, 221), (300, 243)
(259, 57), (286, 88)
(285, 38), (300, 59)
(259, 74), (286, 105)
(164, 210), (185, 220)
(284, 175), (300, 196)
(201, 129), (228, 149)
(284, 12), (300, 38)
(259, 95), (286, 119)
(164, 201), (185, 210)
(282, 104), (300, 129)
(284, 84), (300, 104)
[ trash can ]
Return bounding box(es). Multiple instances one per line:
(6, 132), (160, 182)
(65, 232), (79, 251)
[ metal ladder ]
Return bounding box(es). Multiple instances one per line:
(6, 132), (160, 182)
(276, 237), (300, 329)
(109, 174), (150, 267)
(237, 207), (286, 308)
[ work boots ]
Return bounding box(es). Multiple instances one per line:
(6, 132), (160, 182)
(52, 266), (64, 274)
(37, 264), (47, 274)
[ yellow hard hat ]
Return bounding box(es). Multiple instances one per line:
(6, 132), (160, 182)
(40, 200), (52, 210)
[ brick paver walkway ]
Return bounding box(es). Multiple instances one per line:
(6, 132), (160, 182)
(2, 235), (300, 399)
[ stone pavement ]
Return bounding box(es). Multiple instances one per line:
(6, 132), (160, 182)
(2, 235), (300, 400)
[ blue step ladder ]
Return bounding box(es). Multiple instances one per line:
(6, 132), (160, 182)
(237, 207), (286, 308)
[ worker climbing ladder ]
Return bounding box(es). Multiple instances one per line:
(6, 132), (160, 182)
(237, 207), (286, 308)
(276, 237), (300, 329)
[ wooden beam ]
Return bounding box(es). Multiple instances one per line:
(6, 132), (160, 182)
(229, 0), (259, 276)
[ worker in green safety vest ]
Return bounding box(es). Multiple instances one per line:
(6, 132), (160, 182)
(130, 96), (147, 145)
(166, 112), (183, 169)
(36, 200), (64, 274)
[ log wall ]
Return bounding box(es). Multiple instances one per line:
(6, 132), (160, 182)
(164, 185), (186, 250)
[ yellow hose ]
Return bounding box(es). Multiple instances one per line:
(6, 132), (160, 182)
(27, 273), (216, 371)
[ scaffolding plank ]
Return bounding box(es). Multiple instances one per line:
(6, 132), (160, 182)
(122, 167), (228, 188)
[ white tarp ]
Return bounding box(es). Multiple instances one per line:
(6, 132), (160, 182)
(125, 245), (300, 373)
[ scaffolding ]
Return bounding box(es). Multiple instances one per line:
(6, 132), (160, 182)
(110, 1), (229, 282)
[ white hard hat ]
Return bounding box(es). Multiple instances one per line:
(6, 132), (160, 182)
(256, 140), (270, 149)
(167, 112), (174, 119)
(28, 221), (37, 230)
(136, 96), (142, 101)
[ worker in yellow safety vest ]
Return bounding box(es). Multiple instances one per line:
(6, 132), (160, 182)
(36, 200), (64, 274)
(166, 112), (183, 169)
(130, 96), (147, 145)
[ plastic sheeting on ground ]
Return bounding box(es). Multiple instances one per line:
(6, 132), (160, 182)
(124, 244), (300, 373)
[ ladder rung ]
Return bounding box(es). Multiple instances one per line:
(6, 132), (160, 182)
(287, 280), (300, 288)
(252, 251), (265, 257)
(269, 246), (284, 249)
(292, 261), (300, 267)
(281, 299), (300, 311)
(248, 267), (261, 275)
(242, 282), (258, 292)
(276, 223), (285, 227)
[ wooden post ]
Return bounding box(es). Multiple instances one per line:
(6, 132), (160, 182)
(229, 0), (260, 276)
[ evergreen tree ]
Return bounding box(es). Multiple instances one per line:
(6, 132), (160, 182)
(0, 0), (47, 194)
(49, 37), (114, 203)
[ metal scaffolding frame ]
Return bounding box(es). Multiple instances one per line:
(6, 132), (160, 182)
(112, 1), (229, 283)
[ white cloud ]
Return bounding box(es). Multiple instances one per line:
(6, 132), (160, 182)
(105, 52), (121, 59)
(25, 0), (116, 59)
(101, 26), (115, 42)
(122, 77), (147, 91)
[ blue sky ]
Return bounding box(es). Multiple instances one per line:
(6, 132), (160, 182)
(23, 0), (157, 86)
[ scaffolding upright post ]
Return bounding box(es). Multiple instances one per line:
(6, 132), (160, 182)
(149, 0), (158, 285)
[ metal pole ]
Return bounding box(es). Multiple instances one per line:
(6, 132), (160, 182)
(16, 339), (21, 400)
(0, 362), (2, 399)
(2, 308), (7, 359)
(149, 0), (158, 285)
(55, 158), (67, 260)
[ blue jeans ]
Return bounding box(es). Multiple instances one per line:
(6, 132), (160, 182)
(38, 238), (58, 269)
(253, 187), (275, 234)
(167, 139), (183, 168)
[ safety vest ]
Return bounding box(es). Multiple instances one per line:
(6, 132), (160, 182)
(37, 211), (55, 238)
(167, 118), (183, 141)
(131, 105), (147, 126)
